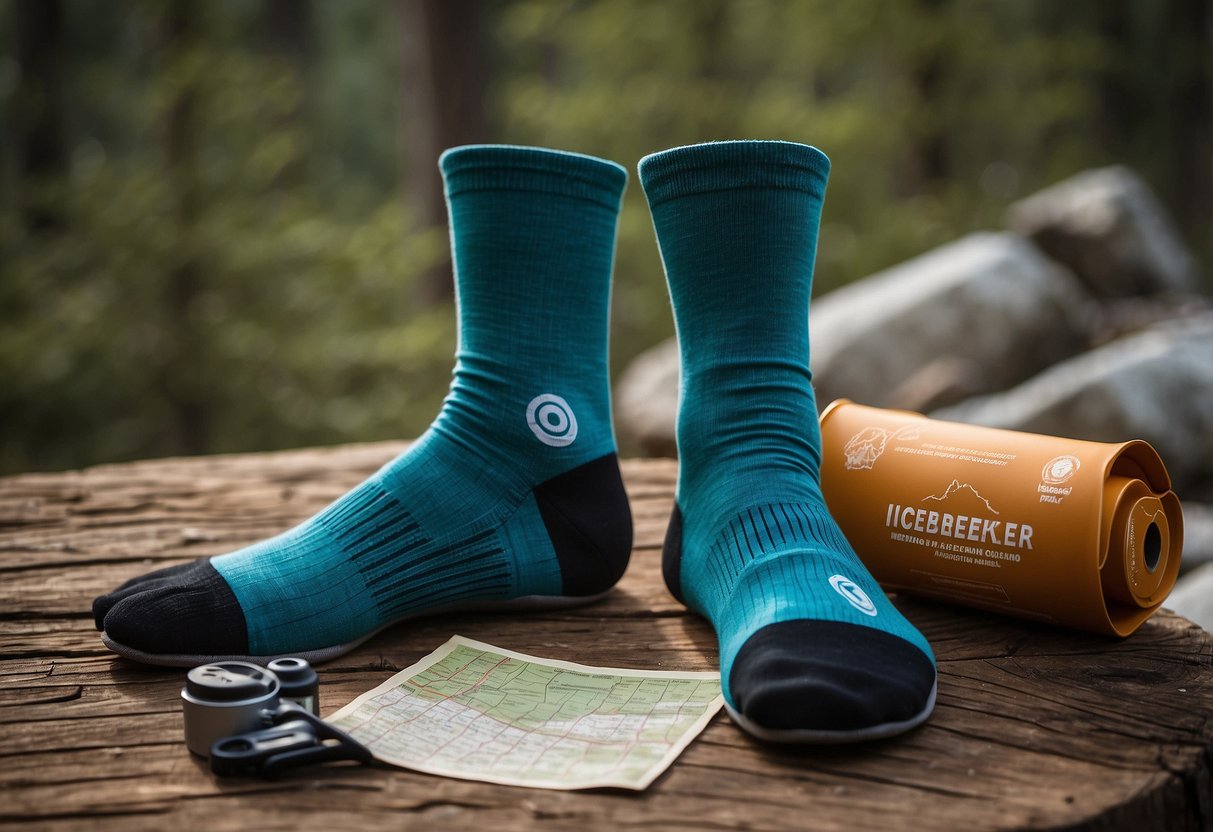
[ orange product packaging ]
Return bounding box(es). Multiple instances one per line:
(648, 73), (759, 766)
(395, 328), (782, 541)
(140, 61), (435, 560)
(818, 400), (1183, 636)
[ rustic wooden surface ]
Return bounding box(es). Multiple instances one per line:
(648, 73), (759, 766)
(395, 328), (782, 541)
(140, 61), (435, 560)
(1, 442), (1211, 831)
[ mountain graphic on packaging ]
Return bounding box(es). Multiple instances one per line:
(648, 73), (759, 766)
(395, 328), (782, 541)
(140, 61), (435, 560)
(922, 479), (1001, 516)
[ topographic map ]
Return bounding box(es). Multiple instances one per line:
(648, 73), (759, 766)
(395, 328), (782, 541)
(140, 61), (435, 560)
(328, 636), (723, 790)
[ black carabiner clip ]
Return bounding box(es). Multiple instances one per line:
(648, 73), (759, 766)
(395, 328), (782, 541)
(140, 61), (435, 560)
(209, 702), (373, 779)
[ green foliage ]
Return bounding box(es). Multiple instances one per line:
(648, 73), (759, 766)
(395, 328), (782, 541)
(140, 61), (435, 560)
(1, 1), (449, 473)
(1, 0), (1208, 473)
(494, 1), (1117, 297)
(0, 137), (452, 472)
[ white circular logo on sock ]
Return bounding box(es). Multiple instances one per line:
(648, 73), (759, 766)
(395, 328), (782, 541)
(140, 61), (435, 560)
(526, 394), (578, 447)
(829, 574), (878, 617)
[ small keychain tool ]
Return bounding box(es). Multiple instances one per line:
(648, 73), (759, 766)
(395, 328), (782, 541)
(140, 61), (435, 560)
(181, 658), (371, 779)
(266, 657), (320, 714)
(208, 701), (373, 778)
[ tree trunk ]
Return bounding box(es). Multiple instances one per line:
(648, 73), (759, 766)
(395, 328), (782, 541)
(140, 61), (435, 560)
(159, 1), (209, 457)
(1164, 0), (1212, 254)
(906, 0), (949, 194)
(1093, 1), (1211, 274)
(263, 0), (313, 187)
(398, 0), (490, 305)
(14, 0), (67, 230)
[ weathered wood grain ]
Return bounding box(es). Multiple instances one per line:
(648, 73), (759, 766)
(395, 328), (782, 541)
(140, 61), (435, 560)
(1, 443), (1211, 831)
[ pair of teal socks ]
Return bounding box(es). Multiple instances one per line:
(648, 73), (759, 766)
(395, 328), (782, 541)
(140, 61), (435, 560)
(94, 142), (936, 742)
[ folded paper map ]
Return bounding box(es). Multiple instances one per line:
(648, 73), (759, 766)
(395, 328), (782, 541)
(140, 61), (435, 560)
(328, 635), (723, 790)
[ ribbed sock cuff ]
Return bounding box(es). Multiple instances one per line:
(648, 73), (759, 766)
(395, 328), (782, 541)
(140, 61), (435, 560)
(440, 145), (628, 210)
(638, 140), (830, 208)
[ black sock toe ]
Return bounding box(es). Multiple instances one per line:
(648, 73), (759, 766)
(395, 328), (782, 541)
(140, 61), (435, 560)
(93, 560), (212, 629)
(101, 560), (248, 656)
(730, 620), (936, 735)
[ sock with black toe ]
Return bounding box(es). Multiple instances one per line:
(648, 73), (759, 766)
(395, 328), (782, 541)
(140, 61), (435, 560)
(94, 145), (633, 665)
(638, 140), (936, 742)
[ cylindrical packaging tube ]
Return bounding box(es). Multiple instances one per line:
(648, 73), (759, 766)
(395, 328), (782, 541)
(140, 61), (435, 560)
(818, 400), (1183, 636)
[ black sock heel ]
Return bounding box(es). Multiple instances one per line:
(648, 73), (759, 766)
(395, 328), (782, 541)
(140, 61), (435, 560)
(533, 453), (633, 596)
(662, 504), (686, 604)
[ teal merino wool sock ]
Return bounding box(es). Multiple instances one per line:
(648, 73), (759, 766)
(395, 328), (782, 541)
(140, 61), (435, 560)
(639, 141), (936, 742)
(93, 146), (633, 666)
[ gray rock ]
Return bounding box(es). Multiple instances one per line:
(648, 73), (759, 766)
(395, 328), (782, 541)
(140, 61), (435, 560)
(1178, 502), (1213, 573)
(613, 336), (679, 457)
(1006, 166), (1201, 298)
(809, 232), (1094, 411)
(935, 314), (1213, 491)
(1167, 562), (1213, 634)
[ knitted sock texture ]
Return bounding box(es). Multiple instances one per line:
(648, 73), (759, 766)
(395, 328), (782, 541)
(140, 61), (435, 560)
(95, 145), (632, 661)
(640, 140), (935, 737)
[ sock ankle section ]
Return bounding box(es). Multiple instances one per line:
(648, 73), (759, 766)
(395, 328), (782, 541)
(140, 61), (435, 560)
(96, 146), (632, 662)
(640, 141), (935, 738)
(434, 145), (628, 477)
(641, 141), (830, 497)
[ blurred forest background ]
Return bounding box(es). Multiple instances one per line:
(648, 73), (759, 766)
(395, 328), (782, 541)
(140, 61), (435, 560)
(2, 0), (1210, 475)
